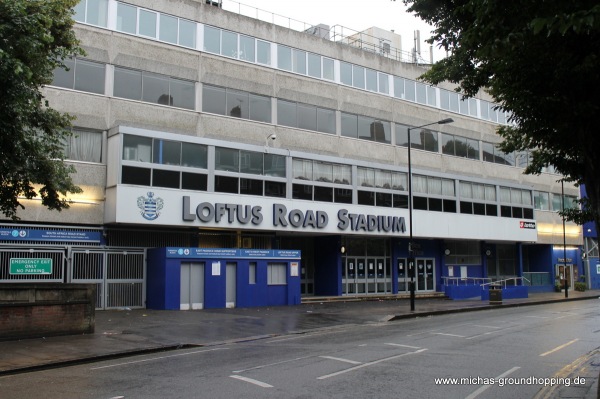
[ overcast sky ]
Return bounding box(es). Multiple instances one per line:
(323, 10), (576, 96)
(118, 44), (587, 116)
(221, 0), (445, 62)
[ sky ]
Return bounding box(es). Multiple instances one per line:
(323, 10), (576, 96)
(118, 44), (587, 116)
(221, 0), (445, 63)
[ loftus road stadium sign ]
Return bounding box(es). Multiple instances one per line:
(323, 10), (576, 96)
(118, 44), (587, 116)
(108, 187), (539, 241)
(182, 197), (406, 233)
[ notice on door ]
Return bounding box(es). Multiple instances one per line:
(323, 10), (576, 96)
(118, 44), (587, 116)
(212, 261), (221, 276)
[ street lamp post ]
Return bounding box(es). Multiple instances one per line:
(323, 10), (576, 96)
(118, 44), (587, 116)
(406, 118), (454, 311)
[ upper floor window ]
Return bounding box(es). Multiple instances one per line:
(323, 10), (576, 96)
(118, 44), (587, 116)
(113, 67), (195, 110)
(341, 113), (390, 144)
(74, 0), (108, 27)
(203, 85), (271, 123)
(122, 134), (207, 169)
(116, 2), (196, 48)
(277, 99), (335, 134)
(52, 58), (105, 94)
(441, 133), (480, 160)
(396, 124), (438, 152)
(63, 129), (102, 163)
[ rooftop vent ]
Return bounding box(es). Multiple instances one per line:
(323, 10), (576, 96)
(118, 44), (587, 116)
(304, 24), (330, 40)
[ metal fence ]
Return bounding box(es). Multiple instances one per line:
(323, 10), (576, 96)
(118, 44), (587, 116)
(0, 249), (65, 283)
(70, 249), (145, 309)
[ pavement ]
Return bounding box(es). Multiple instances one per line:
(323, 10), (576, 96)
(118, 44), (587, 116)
(1, 290), (599, 398)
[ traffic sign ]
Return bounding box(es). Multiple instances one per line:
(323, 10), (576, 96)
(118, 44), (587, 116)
(9, 258), (53, 275)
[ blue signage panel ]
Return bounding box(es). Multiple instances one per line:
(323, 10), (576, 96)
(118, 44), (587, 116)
(0, 228), (102, 243)
(166, 247), (301, 259)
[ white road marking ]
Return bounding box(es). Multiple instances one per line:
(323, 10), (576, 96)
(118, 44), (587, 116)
(317, 348), (427, 380)
(465, 366), (521, 399)
(540, 339), (579, 357)
(90, 348), (228, 370)
(471, 324), (501, 329)
(232, 355), (314, 373)
(524, 315), (549, 319)
(384, 343), (421, 349)
(466, 330), (501, 340)
(319, 356), (362, 365)
(229, 375), (273, 388)
(432, 332), (466, 338)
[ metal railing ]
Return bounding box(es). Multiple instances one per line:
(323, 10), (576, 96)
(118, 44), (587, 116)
(221, 0), (429, 65)
(442, 277), (491, 286)
(480, 277), (531, 288)
(522, 272), (552, 286)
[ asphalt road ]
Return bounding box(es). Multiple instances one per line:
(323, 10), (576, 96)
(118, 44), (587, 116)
(1, 301), (598, 399)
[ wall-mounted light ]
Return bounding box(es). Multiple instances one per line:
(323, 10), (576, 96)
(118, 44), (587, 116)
(340, 246), (346, 254)
(444, 249), (451, 255)
(485, 249), (492, 257)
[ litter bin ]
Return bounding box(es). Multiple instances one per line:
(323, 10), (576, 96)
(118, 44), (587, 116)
(489, 285), (502, 305)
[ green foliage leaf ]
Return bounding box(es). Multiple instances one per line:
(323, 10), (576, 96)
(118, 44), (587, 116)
(403, 0), (600, 232)
(0, 0), (83, 220)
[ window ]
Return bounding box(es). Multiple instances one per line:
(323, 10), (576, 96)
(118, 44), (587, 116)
(268, 263), (287, 285)
(298, 104), (317, 131)
(159, 14), (178, 44)
(153, 169), (179, 188)
(534, 191), (550, 211)
(116, 2), (137, 34)
(323, 58), (334, 81)
(257, 40), (271, 65)
(222, 30), (237, 58)
(52, 58), (106, 94)
(179, 19), (197, 48)
(366, 69), (377, 91)
(215, 147), (239, 172)
(340, 62), (352, 86)
(63, 129), (102, 163)
(292, 49), (307, 74)
(393, 76), (404, 99)
(307, 53), (321, 78)
(123, 135), (152, 162)
(445, 241), (481, 265)
(427, 86), (437, 106)
(352, 65), (365, 89)
(405, 80), (416, 101)
(182, 172), (207, 191)
(204, 26), (221, 53)
(442, 133), (480, 160)
(277, 100), (334, 134)
(240, 151), (263, 175)
(416, 82), (427, 104)
(122, 166), (151, 185)
(74, 0), (108, 27)
(378, 73), (389, 94)
(277, 45), (292, 71)
(114, 67), (194, 110)
(215, 176), (239, 193)
(139, 9), (157, 38)
(341, 113), (358, 138)
(239, 35), (255, 62)
(277, 99), (297, 127)
(152, 139), (180, 165)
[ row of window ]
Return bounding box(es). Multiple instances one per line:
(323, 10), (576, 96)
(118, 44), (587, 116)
(51, 59), (549, 172)
(120, 134), (538, 217)
(73, 0), (511, 124)
(534, 191), (578, 211)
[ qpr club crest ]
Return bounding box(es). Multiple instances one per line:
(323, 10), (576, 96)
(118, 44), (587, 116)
(137, 192), (164, 221)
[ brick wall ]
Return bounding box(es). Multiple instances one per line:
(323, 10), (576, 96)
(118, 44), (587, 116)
(0, 284), (95, 341)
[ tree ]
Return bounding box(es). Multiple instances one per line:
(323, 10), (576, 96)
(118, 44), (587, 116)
(0, 0), (83, 220)
(400, 0), (600, 232)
